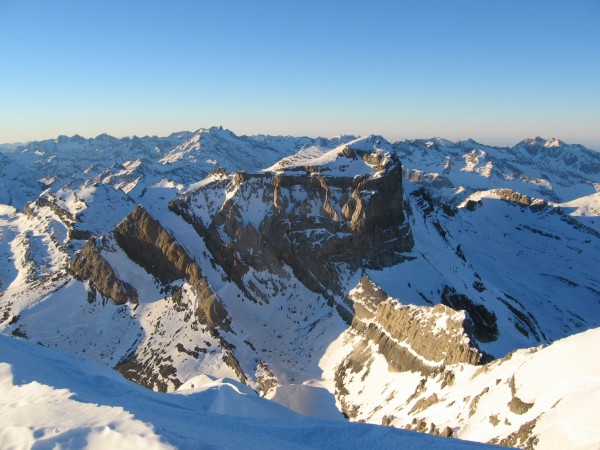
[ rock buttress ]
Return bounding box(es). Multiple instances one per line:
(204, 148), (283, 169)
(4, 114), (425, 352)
(70, 239), (137, 305)
(169, 149), (414, 303)
(113, 205), (229, 329)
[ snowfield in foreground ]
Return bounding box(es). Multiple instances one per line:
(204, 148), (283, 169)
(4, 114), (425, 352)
(0, 335), (493, 450)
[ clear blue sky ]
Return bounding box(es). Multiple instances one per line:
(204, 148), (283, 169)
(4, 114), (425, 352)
(1, 0), (599, 148)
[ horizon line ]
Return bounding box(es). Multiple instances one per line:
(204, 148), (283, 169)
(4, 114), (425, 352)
(1, 127), (597, 152)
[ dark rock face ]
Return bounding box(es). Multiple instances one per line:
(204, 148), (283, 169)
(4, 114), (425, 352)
(489, 416), (541, 449)
(494, 189), (547, 212)
(441, 285), (498, 343)
(376, 301), (486, 367)
(70, 201), (233, 404)
(113, 205), (229, 329)
(255, 361), (278, 396)
(25, 194), (96, 241)
(114, 205), (188, 284)
(114, 349), (182, 392)
(169, 149), (414, 304)
(68, 228), (94, 241)
(113, 282), (245, 393)
(70, 239), (137, 305)
(403, 168), (453, 188)
(405, 418), (454, 438)
(508, 376), (534, 415)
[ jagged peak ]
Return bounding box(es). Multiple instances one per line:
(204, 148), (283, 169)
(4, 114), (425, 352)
(518, 136), (565, 149)
(166, 130), (193, 140)
(510, 137), (600, 164)
(457, 138), (492, 149)
(544, 137), (562, 148)
(429, 136), (454, 146)
(396, 137), (454, 149)
(326, 134), (358, 141)
(56, 134), (87, 144)
(94, 132), (118, 141)
(191, 126), (237, 138)
(175, 126), (241, 148)
(522, 136), (545, 145)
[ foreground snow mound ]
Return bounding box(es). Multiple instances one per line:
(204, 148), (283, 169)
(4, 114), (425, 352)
(0, 335), (492, 450)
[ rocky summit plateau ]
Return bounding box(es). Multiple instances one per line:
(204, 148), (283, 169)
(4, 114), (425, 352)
(1, 127), (599, 449)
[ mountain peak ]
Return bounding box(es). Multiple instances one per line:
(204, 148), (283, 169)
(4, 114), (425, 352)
(56, 134), (87, 144)
(346, 134), (392, 151)
(544, 137), (562, 148)
(520, 136), (564, 148)
(94, 133), (118, 141)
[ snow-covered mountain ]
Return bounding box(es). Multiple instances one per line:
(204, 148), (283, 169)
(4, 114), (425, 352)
(1, 128), (599, 449)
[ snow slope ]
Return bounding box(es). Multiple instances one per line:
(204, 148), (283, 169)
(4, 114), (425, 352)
(0, 334), (492, 449)
(321, 312), (600, 449)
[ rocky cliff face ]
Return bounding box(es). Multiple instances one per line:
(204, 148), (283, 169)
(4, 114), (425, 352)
(69, 205), (243, 391)
(349, 276), (488, 368)
(70, 239), (137, 305)
(333, 276), (489, 418)
(114, 205), (229, 329)
(493, 189), (547, 212)
(169, 146), (413, 313)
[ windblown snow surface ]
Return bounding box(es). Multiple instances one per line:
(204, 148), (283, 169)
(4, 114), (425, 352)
(0, 335), (491, 449)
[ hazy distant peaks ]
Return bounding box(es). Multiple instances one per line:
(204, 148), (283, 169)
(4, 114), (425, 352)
(521, 136), (564, 148)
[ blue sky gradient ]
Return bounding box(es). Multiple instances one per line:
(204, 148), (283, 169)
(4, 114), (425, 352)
(1, 0), (599, 147)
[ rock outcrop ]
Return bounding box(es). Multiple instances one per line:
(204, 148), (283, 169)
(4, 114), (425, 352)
(25, 195), (75, 224)
(343, 276), (488, 373)
(24, 194), (95, 241)
(113, 205), (229, 329)
(494, 189), (546, 212)
(441, 286), (498, 343)
(169, 147), (414, 306)
(334, 276), (490, 418)
(70, 239), (137, 305)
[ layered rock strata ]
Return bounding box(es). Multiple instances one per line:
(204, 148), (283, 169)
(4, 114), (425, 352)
(113, 205), (229, 329)
(334, 276), (490, 418)
(169, 147), (414, 309)
(70, 239), (137, 305)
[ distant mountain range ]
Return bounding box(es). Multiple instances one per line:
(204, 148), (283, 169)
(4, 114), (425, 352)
(1, 128), (599, 449)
